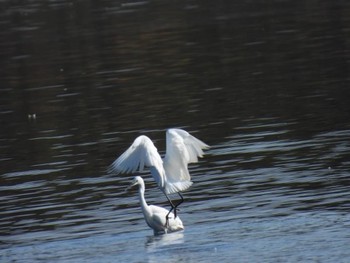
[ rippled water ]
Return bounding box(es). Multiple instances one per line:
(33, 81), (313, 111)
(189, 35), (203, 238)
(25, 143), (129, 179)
(1, 0), (350, 262)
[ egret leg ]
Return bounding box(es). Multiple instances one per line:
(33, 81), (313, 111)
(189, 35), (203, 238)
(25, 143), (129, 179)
(164, 193), (176, 227)
(173, 192), (184, 217)
(164, 192), (185, 226)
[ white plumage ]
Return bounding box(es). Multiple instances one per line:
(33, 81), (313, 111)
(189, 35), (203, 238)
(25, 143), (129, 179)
(129, 176), (184, 235)
(109, 128), (209, 218)
(109, 128), (209, 195)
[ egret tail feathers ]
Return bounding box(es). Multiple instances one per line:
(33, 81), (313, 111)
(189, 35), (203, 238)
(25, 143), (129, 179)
(165, 180), (193, 194)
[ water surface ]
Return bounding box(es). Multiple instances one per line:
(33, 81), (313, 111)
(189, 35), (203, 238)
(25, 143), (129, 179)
(1, 0), (350, 262)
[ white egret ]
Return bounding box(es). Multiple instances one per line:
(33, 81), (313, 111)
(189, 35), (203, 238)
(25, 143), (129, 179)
(128, 176), (184, 235)
(109, 128), (209, 220)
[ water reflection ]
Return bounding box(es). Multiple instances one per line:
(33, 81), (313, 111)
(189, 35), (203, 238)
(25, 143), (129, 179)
(145, 232), (188, 263)
(146, 231), (184, 252)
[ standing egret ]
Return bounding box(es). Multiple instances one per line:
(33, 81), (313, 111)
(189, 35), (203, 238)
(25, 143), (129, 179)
(109, 128), (209, 220)
(127, 176), (184, 235)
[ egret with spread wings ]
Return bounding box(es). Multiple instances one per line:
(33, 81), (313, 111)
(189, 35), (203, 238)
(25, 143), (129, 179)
(109, 128), (209, 220)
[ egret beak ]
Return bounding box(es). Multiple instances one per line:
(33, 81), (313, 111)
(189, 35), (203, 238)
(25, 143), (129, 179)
(124, 181), (138, 193)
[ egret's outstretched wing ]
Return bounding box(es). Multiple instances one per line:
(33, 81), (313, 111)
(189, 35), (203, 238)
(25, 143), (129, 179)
(168, 128), (209, 163)
(109, 136), (164, 183)
(163, 129), (209, 193)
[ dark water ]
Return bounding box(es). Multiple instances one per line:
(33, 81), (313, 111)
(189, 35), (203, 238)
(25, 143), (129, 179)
(1, 0), (350, 262)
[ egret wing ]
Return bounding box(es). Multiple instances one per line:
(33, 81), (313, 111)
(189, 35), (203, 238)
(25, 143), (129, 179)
(163, 129), (209, 193)
(109, 135), (163, 174)
(167, 128), (209, 163)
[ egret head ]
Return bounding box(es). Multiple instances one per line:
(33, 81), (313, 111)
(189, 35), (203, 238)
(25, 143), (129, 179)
(131, 176), (143, 186)
(125, 176), (144, 192)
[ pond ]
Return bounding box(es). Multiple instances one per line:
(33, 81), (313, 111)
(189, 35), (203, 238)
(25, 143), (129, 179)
(1, 0), (350, 262)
